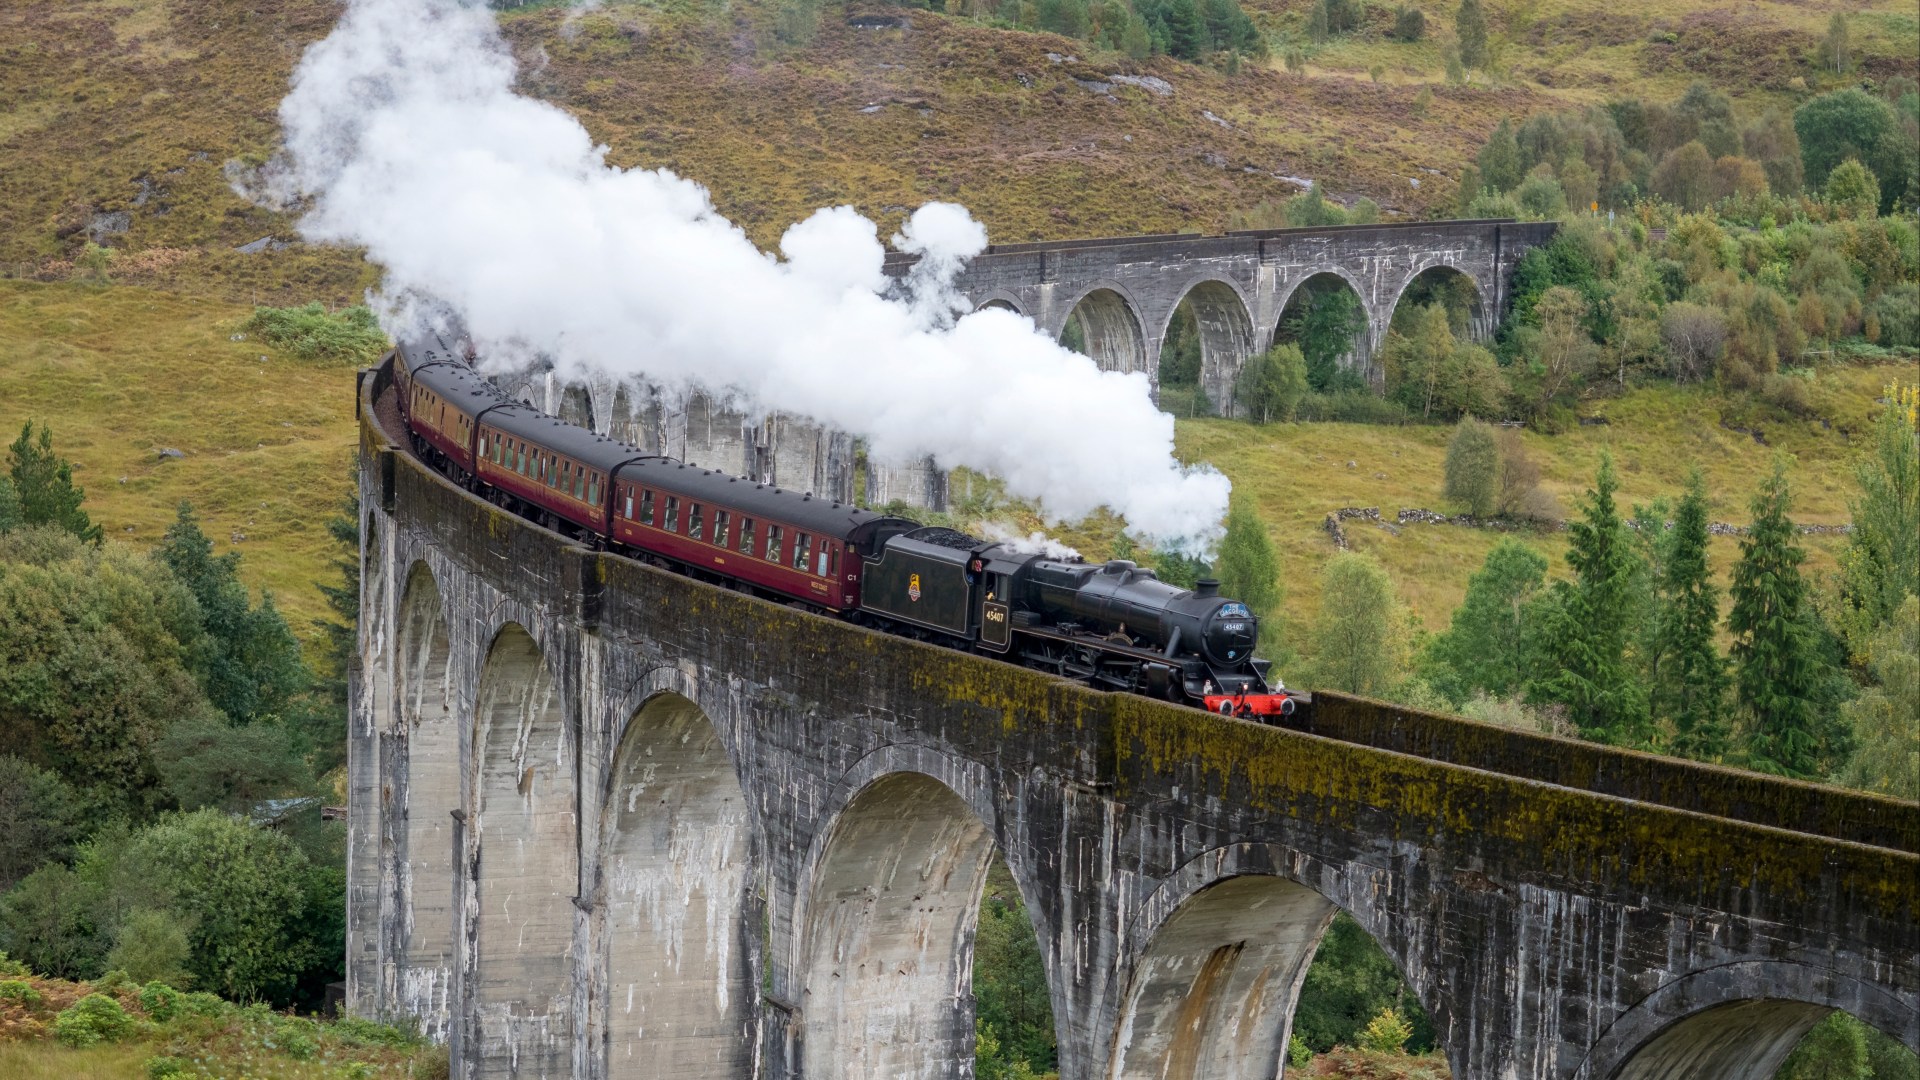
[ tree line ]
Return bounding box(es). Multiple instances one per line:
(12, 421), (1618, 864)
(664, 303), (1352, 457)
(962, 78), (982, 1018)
(0, 423), (356, 1011)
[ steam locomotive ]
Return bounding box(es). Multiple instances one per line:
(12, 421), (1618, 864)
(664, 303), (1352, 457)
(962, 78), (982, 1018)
(392, 342), (1297, 718)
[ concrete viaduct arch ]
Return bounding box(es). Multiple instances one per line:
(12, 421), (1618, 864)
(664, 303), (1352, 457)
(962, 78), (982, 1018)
(350, 358), (1917, 1080)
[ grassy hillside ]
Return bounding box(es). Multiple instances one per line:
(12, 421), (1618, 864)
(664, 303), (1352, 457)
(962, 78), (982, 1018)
(0, 281), (357, 637)
(0, 968), (438, 1079)
(2, 0), (1913, 293)
(0, 0), (1911, 629)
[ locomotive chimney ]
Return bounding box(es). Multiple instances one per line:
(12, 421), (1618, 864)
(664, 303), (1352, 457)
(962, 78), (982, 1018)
(1194, 579), (1220, 597)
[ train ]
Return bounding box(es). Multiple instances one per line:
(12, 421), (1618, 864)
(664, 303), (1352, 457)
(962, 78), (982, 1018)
(391, 341), (1298, 719)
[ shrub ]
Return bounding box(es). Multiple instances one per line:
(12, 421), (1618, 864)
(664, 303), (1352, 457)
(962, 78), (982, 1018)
(1496, 428), (1559, 521)
(1867, 283), (1920, 348)
(1660, 302), (1727, 383)
(239, 303), (389, 366)
(146, 1056), (189, 1080)
(0, 979), (43, 1006)
(1288, 1033), (1313, 1066)
(1391, 4), (1423, 41)
(178, 991), (228, 1018)
(412, 1044), (453, 1080)
(0, 951), (29, 977)
(109, 910), (195, 990)
(1296, 391), (1412, 424)
(1358, 1006), (1414, 1053)
(53, 992), (134, 1048)
(334, 1014), (418, 1048)
(138, 981), (182, 1021)
(1824, 158), (1881, 219)
(1762, 372), (1814, 417)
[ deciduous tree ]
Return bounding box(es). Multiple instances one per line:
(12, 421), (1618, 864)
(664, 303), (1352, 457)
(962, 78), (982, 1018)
(1421, 538), (1549, 704)
(1836, 394), (1920, 658)
(1214, 499), (1283, 644)
(1454, 0), (1487, 69)
(1442, 417), (1499, 517)
(1309, 552), (1406, 696)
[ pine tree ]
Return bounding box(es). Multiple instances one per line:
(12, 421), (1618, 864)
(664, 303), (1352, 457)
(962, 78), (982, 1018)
(1215, 498), (1282, 646)
(1121, 14), (1152, 58)
(7, 422), (102, 545)
(160, 502), (310, 725)
(1530, 453), (1649, 743)
(1653, 471), (1731, 760)
(1455, 0), (1488, 70)
(1837, 392), (1919, 653)
(1728, 459), (1825, 779)
(1166, 0), (1206, 58)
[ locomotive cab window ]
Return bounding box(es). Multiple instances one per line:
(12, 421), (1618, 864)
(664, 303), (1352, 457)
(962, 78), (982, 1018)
(792, 533), (812, 571)
(689, 503), (705, 540)
(712, 510), (730, 548)
(664, 496), (679, 532)
(765, 525), (783, 562)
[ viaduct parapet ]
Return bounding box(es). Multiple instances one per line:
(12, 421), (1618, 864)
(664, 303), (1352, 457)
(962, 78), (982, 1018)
(350, 359), (1916, 1080)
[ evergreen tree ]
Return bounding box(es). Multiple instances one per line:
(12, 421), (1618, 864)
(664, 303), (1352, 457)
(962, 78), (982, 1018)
(1421, 538), (1548, 704)
(159, 503), (309, 725)
(1728, 459), (1826, 779)
(1529, 454), (1649, 744)
(1455, 0), (1488, 69)
(1214, 499), (1282, 645)
(7, 422), (102, 545)
(1165, 0), (1205, 58)
(1121, 13), (1152, 58)
(1308, 0), (1329, 42)
(1652, 471), (1731, 760)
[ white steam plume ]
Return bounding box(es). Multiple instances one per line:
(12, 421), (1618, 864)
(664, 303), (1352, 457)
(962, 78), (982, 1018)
(269, 0), (1230, 550)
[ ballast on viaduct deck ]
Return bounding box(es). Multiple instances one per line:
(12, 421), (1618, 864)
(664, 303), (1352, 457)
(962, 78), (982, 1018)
(348, 357), (1918, 1080)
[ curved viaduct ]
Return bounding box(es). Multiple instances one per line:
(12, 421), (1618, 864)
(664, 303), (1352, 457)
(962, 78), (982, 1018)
(348, 360), (1917, 1079)
(883, 218), (1558, 407)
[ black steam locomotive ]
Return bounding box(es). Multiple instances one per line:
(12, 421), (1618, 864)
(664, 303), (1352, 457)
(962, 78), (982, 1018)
(391, 343), (1296, 717)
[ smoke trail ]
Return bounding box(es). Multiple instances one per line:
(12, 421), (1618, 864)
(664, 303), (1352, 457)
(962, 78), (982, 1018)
(267, 0), (1231, 550)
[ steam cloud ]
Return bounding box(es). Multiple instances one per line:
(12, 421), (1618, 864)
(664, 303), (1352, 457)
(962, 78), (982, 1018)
(269, 0), (1231, 550)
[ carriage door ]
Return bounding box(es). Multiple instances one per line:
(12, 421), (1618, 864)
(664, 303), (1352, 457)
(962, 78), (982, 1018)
(979, 571), (1011, 652)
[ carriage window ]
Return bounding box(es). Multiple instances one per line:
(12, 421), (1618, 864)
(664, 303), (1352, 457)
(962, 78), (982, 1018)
(664, 496), (679, 532)
(712, 510), (730, 548)
(764, 525), (782, 562)
(828, 546), (839, 577)
(623, 490), (634, 519)
(792, 532), (812, 571)
(737, 518), (754, 554)
(640, 489), (654, 524)
(574, 468), (585, 500)
(688, 503), (704, 540)
(586, 475), (598, 504)
(516, 445), (527, 474)
(817, 547), (829, 576)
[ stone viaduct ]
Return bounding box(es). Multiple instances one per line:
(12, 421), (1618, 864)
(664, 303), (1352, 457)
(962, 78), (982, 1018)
(509, 220), (1556, 512)
(883, 217), (1558, 406)
(350, 358), (1917, 1080)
